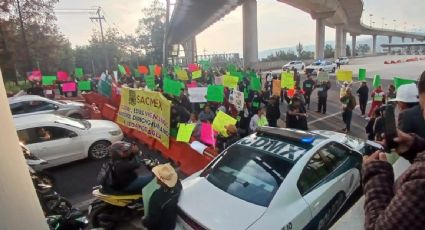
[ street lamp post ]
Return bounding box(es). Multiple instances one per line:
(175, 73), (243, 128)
(369, 14), (373, 28)
(393, 19), (397, 31)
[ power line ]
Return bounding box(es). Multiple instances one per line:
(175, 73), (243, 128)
(90, 7), (109, 69)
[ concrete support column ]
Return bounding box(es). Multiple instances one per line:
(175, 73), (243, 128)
(242, 0), (258, 68)
(388, 36), (393, 54)
(341, 31), (347, 57)
(0, 69), (47, 229)
(315, 18), (326, 60)
(372, 35), (377, 55)
(335, 24), (344, 58)
(182, 37), (197, 65)
(351, 34), (357, 57)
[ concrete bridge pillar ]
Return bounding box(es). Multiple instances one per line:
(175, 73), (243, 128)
(243, 0), (258, 68)
(388, 36), (393, 54)
(342, 30), (347, 57)
(351, 34), (357, 57)
(335, 24), (344, 58)
(311, 11), (334, 60)
(372, 35), (377, 55)
(182, 37), (197, 65)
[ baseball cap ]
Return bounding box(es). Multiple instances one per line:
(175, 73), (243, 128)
(389, 83), (418, 103)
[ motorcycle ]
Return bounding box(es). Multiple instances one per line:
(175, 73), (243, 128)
(88, 153), (159, 229)
(46, 208), (88, 230)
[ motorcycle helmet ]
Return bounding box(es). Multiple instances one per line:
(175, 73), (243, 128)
(109, 141), (132, 158)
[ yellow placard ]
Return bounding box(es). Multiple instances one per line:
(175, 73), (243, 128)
(117, 87), (171, 148)
(176, 69), (189, 80)
(281, 72), (295, 89)
(336, 70), (353, 82)
(223, 75), (239, 89)
(212, 111), (237, 137)
(192, 70), (202, 79)
(176, 123), (196, 143)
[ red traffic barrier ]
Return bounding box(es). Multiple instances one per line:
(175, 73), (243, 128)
(101, 104), (118, 121)
(133, 130), (156, 150)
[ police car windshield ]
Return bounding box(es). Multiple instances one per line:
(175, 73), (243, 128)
(204, 136), (311, 207)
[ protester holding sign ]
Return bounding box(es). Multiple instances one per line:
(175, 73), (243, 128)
(316, 81), (331, 114)
(199, 105), (215, 122)
(302, 75), (315, 110)
(249, 107), (268, 133)
(367, 85), (386, 119)
(340, 88), (357, 133)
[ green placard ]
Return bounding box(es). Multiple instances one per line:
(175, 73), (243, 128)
(373, 74), (381, 88)
(358, 68), (366, 81)
(100, 80), (112, 97)
(75, 68), (84, 78)
(134, 69), (140, 78)
(149, 65), (155, 75)
(145, 75), (156, 90)
(42, 76), (57, 86)
(229, 71), (243, 80)
(250, 76), (261, 91)
(207, 85), (224, 102)
(164, 77), (182, 96)
(118, 64), (126, 75)
(78, 81), (91, 91)
(393, 77), (416, 89)
(199, 60), (211, 70)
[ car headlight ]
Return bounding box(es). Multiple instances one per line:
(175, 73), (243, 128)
(109, 130), (122, 136)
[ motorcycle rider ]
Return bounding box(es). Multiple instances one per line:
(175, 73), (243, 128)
(109, 141), (154, 193)
(142, 163), (182, 230)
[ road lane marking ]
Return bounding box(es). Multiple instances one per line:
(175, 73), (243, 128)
(308, 100), (372, 125)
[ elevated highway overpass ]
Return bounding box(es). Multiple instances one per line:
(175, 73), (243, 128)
(167, 0), (425, 67)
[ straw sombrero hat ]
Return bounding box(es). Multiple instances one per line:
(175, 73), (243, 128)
(152, 163), (178, 188)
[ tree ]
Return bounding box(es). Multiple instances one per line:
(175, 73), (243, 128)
(296, 42), (303, 58)
(136, 0), (166, 64)
(346, 45), (351, 57)
(324, 44), (334, 58)
(357, 44), (371, 55)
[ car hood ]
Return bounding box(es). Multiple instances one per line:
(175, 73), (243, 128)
(59, 100), (84, 107)
(178, 177), (266, 230)
(87, 120), (121, 132)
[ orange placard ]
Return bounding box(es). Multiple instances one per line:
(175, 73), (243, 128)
(138, 65), (148, 74)
(154, 65), (161, 76)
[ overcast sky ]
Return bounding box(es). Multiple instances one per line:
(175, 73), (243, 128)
(55, 0), (425, 53)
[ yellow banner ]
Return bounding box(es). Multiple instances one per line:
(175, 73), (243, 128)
(117, 87), (171, 148)
(336, 70), (353, 82)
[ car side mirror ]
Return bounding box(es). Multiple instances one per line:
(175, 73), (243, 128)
(68, 132), (78, 138)
(53, 105), (59, 110)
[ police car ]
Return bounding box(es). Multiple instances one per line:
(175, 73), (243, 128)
(176, 127), (380, 230)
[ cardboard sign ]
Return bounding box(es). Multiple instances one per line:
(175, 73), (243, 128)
(317, 71), (330, 82)
(188, 63), (199, 72)
(145, 75), (156, 90)
(62, 82), (77, 92)
(250, 76), (261, 91)
(215, 76), (224, 85)
(186, 81), (198, 88)
(229, 90), (245, 111)
(154, 65), (161, 76)
(192, 70), (202, 79)
(212, 111), (237, 137)
(75, 68), (84, 78)
(138, 65), (149, 74)
(373, 75), (381, 88)
(164, 78), (182, 96)
(118, 64), (126, 75)
(358, 68), (366, 81)
(200, 123), (216, 146)
(272, 80), (281, 96)
(188, 87), (207, 103)
(78, 81), (91, 91)
(223, 75), (239, 89)
(176, 123), (196, 143)
(176, 69), (189, 81)
(393, 77), (416, 90)
(281, 72), (295, 89)
(206, 85), (224, 102)
(42, 76), (57, 86)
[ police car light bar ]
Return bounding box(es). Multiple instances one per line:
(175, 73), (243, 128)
(256, 127), (316, 144)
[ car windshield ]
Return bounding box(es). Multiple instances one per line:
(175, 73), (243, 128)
(312, 61), (322, 66)
(54, 116), (91, 129)
(203, 137), (308, 207)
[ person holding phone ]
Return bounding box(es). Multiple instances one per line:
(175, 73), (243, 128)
(362, 71), (425, 230)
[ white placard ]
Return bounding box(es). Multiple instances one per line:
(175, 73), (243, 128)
(190, 141), (207, 155)
(214, 76), (224, 85)
(229, 90), (245, 111)
(188, 87), (207, 103)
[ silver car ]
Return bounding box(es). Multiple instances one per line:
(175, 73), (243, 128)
(9, 95), (90, 119)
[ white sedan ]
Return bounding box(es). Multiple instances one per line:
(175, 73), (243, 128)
(176, 128), (381, 230)
(14, 114), (123, 168)
(283, 61), (305, 71)
(305, 61), (336, 75)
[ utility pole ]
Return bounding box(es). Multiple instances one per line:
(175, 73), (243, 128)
(90, 7), (109, 71)
(16, 0), (33, 72)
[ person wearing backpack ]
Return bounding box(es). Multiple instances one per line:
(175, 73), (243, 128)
(107, 141), (153, 193)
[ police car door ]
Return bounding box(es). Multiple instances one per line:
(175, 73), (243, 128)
(297, 142), (352, 229)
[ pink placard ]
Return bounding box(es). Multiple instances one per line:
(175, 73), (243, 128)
(57, 71), (69, 81)
(186, 81), (197, 88)
(62, 82), (76, 92)
(200, 123), (216, 146)
(27, 70), (42, 81)
(188, 63), (199, 72)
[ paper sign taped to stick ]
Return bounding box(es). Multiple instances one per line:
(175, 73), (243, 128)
(117, 87), (171, 148)
(212, 111), (237, 137)
(281, 72), (295, 89)
(42, 76), (57, 86)
(188, 87), (207, 103)
(317, 71), (330, 82)
(223, 75), (239, 89)
(62, 82), (77, 92)
(78, 81), (91, 91)
(176, 123), (196, 143)
(336, 70), (353, 82)
(229, 90), (245, 111)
